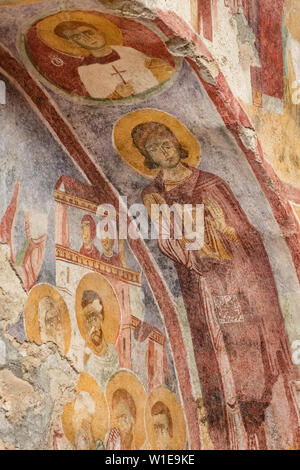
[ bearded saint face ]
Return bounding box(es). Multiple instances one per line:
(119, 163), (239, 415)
(81, 290), (105, 351)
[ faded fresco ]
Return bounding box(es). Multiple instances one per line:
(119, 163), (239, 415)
(21, 9), (179, 104)
(189, 0), (300, 223)
(0, 0), (299, 451)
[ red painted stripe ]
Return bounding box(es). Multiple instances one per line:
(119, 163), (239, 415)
(197, 0), (213, 41)
(259, 0), (284, 99)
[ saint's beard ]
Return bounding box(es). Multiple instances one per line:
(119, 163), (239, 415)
(90, 329), (103, 347)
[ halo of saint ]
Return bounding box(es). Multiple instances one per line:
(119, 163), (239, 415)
(24, 283), (71, 355)
(75, 272), (120, 346)
(61, 372), (109, 449)
(106, 370), (147, 450)
(113, 109), (201, 178)
(145, 386), (187, 450)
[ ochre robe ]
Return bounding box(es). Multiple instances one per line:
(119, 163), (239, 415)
(142, 165), (299, 449)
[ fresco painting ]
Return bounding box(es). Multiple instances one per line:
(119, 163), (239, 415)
(0, 0), (299, 451)
(21, 9), (178, 104)
(114, 109), (300, 450)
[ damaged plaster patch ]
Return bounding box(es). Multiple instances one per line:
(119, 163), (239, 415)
(0, 242), (79, 448)
(0, 339), (6, 366)
(0, 438), (17, 450)
(99, 1), (219, 87)
(0, 369), (42, 423)
(238, 126), (258, 152)
(166, 37), (219, 85)
(230, 12), (260, 71)
(0, 244), (26, 326)
(98, 0), (156, 19)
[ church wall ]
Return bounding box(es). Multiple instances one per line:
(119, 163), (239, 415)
(0, 0), (299, 450)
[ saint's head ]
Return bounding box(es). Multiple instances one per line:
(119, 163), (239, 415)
(112, 388), (136, 449)
(81, 290), (105, 350)
(99, 229), (116, 257)
(131, 122), (188, 170)
(54, 21), (106, 51)
(72, 391), (96, 450)
(151, 401), (173, 450)
(38, 295), (64, 352)
(81, 215), (96, 248)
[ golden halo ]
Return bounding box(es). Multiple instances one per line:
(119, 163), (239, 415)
(36, 10), (123, 57)
(106, 370), (147, 449)
(75, 272), (120, 345)
(24, 284), (71, 355)
(113, 109), (201, 179)
(0, 0), (43, 5)
(61, 372), (109, 445)
(145, 386), (187, 450)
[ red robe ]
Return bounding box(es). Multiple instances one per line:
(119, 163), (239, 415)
(142, 165), (299, 449)
(79, 244), (100, 260)
(100, 252), (123, 267)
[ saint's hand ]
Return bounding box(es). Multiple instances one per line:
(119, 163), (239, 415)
(115, 81), (135, 98)
(204, 197), (238, 242)
(204, 197), (226, 231)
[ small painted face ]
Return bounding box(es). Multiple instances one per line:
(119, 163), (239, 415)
(114, 401), (134, 438)
(145, 135), (181, 169)
(81, 223), (92, 246)
(83, 299), (104, 347)
(101, 236), (114, 253)
(68, 26), (106, 50)
(73, 404), (94, 451)
(44, 301), (62, 338)
(152, 413), (170, 450)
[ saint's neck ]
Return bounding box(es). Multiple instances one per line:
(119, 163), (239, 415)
(88, 338), (108, 357)
(91, 45), (113, 58)
(162, 163), (192, 190)
(83, 242), (93, 250)
(103, 249), (114, 258)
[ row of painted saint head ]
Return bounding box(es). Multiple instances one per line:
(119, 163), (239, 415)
(59, 370), (187, 451)
(80, 214), (124, 266)
(25, 273), (120, 360)
(24, 280), (187, 450)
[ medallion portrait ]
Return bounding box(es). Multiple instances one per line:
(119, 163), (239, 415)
(20, 10), (180, 105)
